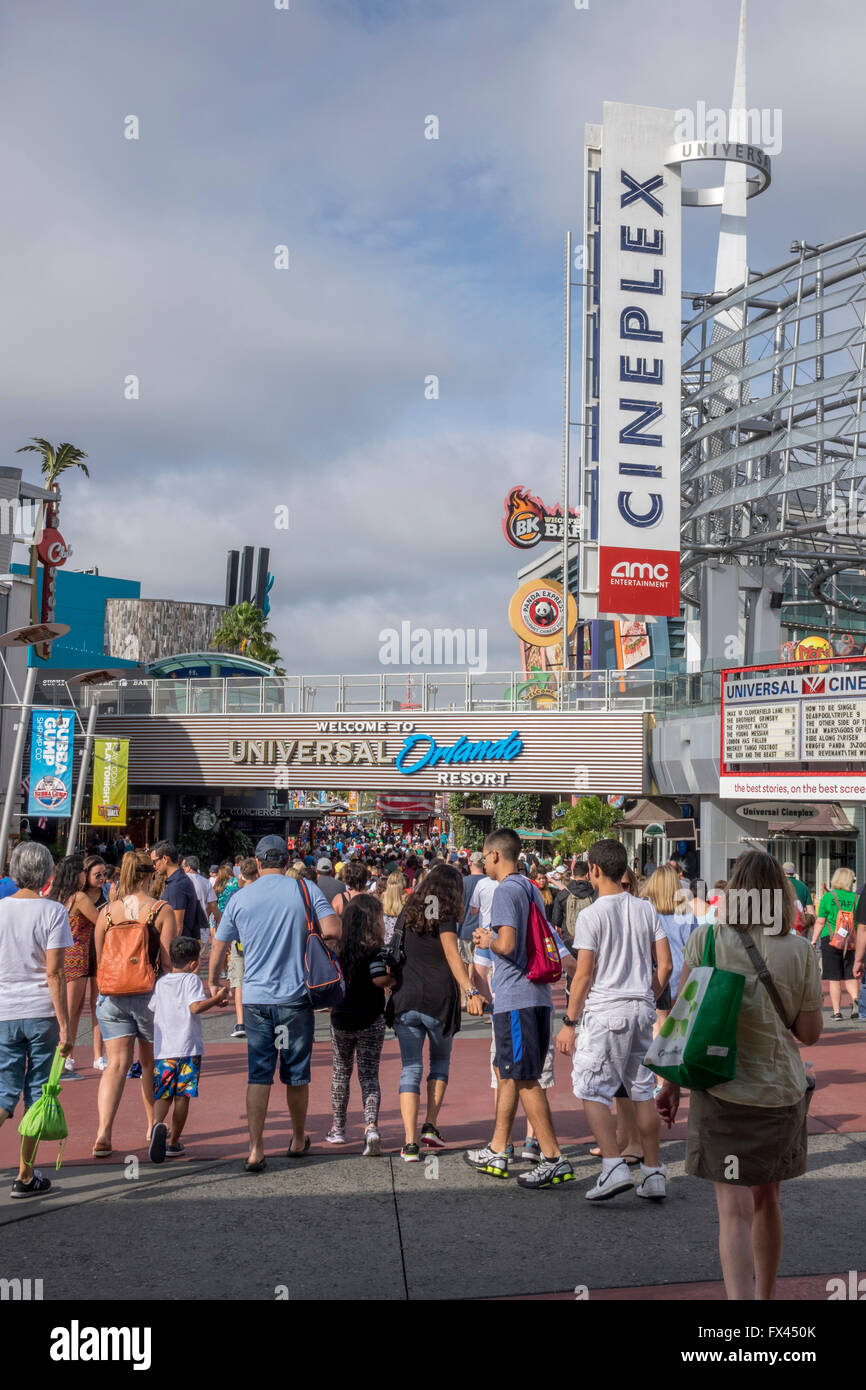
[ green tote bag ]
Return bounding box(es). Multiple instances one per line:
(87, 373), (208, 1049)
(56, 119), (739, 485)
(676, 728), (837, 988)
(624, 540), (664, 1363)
(18, 1047), (68, 1169)
(644, 926), (744, 1089)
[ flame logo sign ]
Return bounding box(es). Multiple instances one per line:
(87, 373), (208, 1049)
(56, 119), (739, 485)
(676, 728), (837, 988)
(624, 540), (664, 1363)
(502, 487), (544, 549)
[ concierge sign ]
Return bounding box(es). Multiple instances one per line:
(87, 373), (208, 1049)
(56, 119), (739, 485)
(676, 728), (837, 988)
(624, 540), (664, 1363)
(90, 710), (648, 795)
(720, 658), (866, 800)
(596, 103), (682, 618)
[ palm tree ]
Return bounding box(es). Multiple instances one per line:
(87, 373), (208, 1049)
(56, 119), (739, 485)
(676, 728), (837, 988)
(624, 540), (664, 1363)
(555, 795), (621, 856)
(17, 438), (89, 488)
(211, 601), (283, 671)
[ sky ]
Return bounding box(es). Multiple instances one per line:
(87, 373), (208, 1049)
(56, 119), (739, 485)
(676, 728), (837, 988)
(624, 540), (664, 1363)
(2, 0), (865, 674)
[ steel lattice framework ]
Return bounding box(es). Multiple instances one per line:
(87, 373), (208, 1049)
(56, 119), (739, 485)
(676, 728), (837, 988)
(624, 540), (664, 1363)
(680, 229), (866, 628)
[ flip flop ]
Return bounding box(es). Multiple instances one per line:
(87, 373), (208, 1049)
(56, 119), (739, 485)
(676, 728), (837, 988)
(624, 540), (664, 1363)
(92, 1146), (113, 1158)
(622, 1153), (644, 1166)
(244, 1158), (267, 1173)
(287, 1136), (311, 1158)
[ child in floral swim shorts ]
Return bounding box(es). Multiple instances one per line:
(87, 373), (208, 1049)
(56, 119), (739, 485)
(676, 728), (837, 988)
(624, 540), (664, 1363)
(148, 936), (228, 1162)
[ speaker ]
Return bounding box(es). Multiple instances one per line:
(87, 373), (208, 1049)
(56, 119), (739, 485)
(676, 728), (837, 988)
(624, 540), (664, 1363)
(769, 591), (784, 610)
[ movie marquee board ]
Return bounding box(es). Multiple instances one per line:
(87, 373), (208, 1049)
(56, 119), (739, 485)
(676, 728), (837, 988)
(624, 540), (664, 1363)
(91, 711), (648, 796)
(720, 663), (866, 800)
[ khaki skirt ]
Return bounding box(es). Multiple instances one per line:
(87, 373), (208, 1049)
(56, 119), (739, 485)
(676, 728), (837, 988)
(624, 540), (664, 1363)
(685, 1088), (809, 1186)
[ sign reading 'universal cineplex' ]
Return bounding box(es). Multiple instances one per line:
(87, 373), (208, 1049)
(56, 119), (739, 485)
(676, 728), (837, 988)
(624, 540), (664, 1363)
(91, 712), (647, 795)
(720, 660), (866, 800)
(596, 102), (682, 618)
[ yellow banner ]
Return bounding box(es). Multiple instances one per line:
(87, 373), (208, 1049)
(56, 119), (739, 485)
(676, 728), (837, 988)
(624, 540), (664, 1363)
(92, 739), (129, 826)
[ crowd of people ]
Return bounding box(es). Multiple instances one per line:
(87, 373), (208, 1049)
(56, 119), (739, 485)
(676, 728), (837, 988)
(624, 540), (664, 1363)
(0, 819), (856, 1299)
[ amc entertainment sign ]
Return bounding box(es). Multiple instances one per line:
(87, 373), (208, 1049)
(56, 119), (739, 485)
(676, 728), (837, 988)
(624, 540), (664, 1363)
(90, 711), (647, 795)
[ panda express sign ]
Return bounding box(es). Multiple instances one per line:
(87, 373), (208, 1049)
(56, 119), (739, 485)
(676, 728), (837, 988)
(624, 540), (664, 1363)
(91, 711), (647, 795)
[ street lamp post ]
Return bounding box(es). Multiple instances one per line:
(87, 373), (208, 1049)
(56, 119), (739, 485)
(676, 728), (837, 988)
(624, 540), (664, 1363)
(0, 622), (70, 871)
(65, 670), (126, 855)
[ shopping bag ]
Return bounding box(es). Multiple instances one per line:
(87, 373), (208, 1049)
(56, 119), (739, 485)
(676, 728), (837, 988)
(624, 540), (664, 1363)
(17, 1047), (68, 1169)
(643, 927), (744, 1090)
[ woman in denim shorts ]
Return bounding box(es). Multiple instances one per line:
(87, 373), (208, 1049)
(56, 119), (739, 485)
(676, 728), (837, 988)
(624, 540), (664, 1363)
(92, 852), (175, 1157)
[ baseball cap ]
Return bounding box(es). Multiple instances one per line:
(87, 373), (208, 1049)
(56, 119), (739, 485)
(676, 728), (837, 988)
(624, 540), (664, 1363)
(317, 857), (333, 872)
(255, 834), (288, 858)
(782, 861), (796, 875)
(469, 851), (484, 865)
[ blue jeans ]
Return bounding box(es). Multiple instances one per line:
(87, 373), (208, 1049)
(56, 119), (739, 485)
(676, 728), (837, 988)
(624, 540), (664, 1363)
(0, 1016), (60, 1117)
(393, 1010), (453, 1094)
(244, 999), (315, 1086)
(859, 973), (866, 1020)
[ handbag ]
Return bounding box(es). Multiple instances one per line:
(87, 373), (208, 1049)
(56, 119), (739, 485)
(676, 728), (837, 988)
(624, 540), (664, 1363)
(381, 908), (407, 975)
(828, 891), (855, 952)
(643, 926), (745, 1089)
(18, 1047), (68, 1169)
(296, 878), (345, 1010)
(739, 934), (816, 1110)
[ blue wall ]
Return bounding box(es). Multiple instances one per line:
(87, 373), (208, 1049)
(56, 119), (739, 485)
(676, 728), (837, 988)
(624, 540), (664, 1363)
(13, 564), (141, 670)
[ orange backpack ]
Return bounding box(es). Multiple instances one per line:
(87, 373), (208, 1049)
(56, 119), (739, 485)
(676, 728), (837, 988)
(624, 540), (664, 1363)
(96, 901), (160, 996)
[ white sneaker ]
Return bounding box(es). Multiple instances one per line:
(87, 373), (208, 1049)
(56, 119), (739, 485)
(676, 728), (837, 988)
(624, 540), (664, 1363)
(585, 1160), (634, 1202)
(362, 1129), (381, 1157)
(93, 1057), (108, 1072)
(636, 1166), (667, 1201)
(325, 1128), (345, 1145)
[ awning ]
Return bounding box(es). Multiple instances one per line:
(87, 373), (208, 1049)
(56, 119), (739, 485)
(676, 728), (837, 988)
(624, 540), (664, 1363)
(613, 797), (685, 831)
(768, 804), (857, 838)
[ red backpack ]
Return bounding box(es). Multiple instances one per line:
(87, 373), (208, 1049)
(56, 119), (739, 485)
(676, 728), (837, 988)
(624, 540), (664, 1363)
(516, 877), (562, 984)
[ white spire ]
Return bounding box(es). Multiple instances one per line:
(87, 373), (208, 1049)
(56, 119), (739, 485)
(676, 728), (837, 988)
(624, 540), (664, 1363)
(713, 0), (749, 297)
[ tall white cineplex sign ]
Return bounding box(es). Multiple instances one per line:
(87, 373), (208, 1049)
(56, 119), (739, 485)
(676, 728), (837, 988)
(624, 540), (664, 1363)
(593, 103), (682, 618)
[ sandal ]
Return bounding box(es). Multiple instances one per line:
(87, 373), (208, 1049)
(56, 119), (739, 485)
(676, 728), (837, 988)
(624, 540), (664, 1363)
(91, 1146), (113, 1158)
(621, 1153), (644, 1166)
(287, 1136), (311, 1158)
(244, 1158), (267, 1173)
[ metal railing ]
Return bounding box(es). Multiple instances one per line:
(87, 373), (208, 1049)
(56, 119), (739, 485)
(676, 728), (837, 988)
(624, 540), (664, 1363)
(78, 670), (655, 716)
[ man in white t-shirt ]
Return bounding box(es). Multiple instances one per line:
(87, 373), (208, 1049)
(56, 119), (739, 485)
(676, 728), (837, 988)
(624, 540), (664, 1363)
(556, 838), (672, 1203)
(468, 872), (497, 930)
(0, 842), (74, 1198)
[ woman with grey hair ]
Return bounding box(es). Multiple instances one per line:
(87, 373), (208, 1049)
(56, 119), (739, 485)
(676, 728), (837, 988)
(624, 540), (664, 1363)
(0, 841), (74, 1197)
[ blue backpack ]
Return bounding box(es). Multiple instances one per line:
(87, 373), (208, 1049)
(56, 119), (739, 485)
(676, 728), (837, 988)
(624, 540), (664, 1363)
(297, 878), (345, 1010)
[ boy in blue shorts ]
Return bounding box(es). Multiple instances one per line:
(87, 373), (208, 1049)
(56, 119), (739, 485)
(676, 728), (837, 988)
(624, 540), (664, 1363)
(148, 936), (228, 1162)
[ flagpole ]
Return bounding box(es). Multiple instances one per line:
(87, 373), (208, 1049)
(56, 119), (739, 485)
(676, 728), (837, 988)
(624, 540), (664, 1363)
(66, 699), (98, 854)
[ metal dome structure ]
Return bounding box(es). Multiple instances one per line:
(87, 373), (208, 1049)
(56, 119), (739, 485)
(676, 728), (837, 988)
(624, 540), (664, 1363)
(680, 229), (866, 632)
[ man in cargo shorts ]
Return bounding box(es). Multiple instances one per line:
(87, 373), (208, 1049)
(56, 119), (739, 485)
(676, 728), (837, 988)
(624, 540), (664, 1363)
(556, 838), (672, 1203)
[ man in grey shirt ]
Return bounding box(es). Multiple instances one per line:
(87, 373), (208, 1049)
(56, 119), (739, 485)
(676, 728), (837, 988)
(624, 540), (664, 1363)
(315, 858), (347, 914)
(464, 828), (574, 1191)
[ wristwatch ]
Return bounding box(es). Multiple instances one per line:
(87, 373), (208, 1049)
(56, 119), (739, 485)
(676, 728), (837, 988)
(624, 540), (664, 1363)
(561, 1015), (577, 1027)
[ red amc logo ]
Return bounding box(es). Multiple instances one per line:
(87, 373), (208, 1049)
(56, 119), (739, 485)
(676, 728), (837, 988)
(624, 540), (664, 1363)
(599, 547), (680, 617)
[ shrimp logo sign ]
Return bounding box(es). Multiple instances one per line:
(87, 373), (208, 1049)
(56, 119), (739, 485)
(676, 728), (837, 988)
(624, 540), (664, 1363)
(28, 710), (74, 818)
(595, 103), (682, 618)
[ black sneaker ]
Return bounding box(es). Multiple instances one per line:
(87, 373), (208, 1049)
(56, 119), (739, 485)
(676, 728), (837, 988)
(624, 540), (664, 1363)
(421, 1123), (445, 1149)
(517, 1155), (575, 1189)
(230, 1025), (247, 1039)
(10, 1170), (51, 1198)
(401, 1143), (420, 1162)
(149, 1121), (167, 1165)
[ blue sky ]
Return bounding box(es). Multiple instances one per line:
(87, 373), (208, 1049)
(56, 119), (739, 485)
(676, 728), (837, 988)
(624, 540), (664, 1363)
(2, 0), (864, 671)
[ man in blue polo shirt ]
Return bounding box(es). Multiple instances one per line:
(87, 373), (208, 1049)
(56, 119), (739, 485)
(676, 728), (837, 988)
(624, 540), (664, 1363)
(152, 842), (198, 939)
(209, 835), (339, 1172)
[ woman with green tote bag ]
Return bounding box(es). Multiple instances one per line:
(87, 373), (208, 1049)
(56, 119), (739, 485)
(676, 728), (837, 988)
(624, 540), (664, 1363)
(656, 851), (822, 1301)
